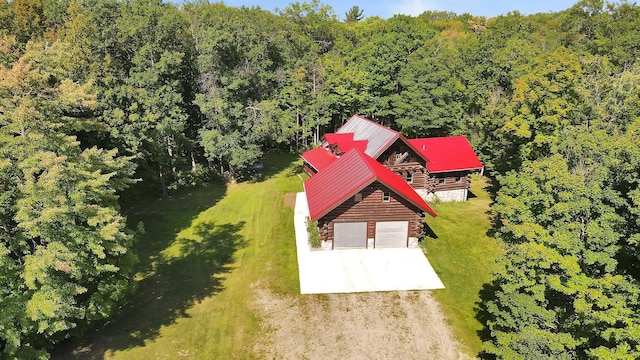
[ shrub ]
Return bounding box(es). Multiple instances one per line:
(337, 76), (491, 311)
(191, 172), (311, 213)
(306, 217), (321, 249)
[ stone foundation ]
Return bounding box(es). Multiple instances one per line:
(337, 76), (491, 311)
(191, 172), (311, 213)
(416, 188), (432, 201)
(408, 237), (419, 248)
(419, 188), (468, 202)
(321, 240), (333, 251)
(434, 189), (468, 202)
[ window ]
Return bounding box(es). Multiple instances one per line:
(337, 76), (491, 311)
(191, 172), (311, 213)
(438, 177), (445, 185)
(382, 192), (391, 202)
(455, 176), (462, 183)
(354, 193), (362, 202)
(405, 172), (413, 183)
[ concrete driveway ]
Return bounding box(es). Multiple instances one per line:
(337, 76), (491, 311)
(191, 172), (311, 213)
(294, 192), (445, 294)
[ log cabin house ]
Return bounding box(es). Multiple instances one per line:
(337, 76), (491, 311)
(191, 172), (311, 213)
(300, 114), (483, 249)
(302, 114), (483, 202)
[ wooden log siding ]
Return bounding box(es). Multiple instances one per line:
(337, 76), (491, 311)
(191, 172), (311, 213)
(429, 171), (472, 192)
(377, 139), (425, 167)
(317, 182), (426, 244)
(303, 163), (318, 177)
(387, 163), (427, 190)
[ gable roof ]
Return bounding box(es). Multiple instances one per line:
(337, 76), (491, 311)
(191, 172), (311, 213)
(323, 132), (354, 144)
(304, 149), (437, 221)
(323, 132), (368, 153)
(336, 115), (428, 163)
(300, 147), (337, 172)
(337, 115), (400, 159)
(408, 136), (483, 173)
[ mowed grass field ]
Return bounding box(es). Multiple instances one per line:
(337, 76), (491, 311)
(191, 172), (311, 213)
(55, 155), (499, 359)
(422, 175), (502, 356)
(55, 153), (303, 359)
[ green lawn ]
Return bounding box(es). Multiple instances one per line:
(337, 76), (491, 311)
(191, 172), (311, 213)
(422, 175), (501, 356)
(55, 153), (303, 359)
(56, 156), (498, 359)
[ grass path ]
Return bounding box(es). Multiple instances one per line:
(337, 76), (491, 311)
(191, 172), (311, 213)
(422, 175), (501, 356)
(54, 154), (303, 359)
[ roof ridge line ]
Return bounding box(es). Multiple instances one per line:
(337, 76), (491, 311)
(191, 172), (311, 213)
(355, 148), (378, 175)
(352, 114), (399, 134)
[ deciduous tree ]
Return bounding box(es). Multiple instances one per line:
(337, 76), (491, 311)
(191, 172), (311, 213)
(0, 48), (136, 358)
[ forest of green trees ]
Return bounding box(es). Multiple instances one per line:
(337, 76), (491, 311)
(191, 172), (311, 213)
(1, 0), (640, 357)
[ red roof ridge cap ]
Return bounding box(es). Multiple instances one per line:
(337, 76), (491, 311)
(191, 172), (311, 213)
(352, 148), (377, 173)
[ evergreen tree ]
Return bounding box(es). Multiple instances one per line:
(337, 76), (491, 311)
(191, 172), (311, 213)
(344, 5), (363, 23)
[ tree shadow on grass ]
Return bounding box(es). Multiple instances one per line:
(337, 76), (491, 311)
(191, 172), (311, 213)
(125, 185), (227, 279)
(474, 282), (499, 359)
(482, 176), (501, 239)
(247, 152), (301, 183)
(53, 220), (246, 359)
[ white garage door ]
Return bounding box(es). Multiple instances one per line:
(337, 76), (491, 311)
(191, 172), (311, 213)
(334, 222), (367, 249)
(375, 221), (409, 248)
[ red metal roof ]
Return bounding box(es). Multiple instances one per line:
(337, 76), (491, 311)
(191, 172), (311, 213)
(408, 136), (483, 173)
(300, 147), (337, 172)
(323, 133), (354, 144)
(337, 139), (368, 153)
(322, 132), (368, 153)
(304, 149), (437, 221)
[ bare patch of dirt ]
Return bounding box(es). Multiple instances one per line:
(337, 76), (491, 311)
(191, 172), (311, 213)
(283, 193), (297, 209)
(252, 286), (470, 360)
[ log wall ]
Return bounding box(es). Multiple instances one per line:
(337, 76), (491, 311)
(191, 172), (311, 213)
(302, 163), (318, 177)
(387, 163), (428, 189)
(377, 139), (426, 167)
(317, 182), (426, 243)
(428, 171), (472, 192)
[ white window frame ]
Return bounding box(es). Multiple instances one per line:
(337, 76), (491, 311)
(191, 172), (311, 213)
(405, 172), (413, 183)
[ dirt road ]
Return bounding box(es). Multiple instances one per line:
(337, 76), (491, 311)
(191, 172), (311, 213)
(253, 287), (468, 359)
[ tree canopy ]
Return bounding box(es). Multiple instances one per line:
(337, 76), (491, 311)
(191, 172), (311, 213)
(2, 0), (640, 357)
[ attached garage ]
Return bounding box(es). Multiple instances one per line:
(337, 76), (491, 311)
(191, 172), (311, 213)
(375, 221), (409, 248)
(304, 149), (438, 250)
(333, 222), (367, 249)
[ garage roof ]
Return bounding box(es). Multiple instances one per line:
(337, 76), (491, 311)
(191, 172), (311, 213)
(304, 149), (437, 220)
(408, 136), (483, 173)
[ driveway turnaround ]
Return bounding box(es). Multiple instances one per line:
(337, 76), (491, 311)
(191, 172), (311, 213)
(294, 192), (445, 294)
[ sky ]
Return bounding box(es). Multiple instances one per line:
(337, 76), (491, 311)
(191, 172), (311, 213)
(218, 0), (580, 19)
